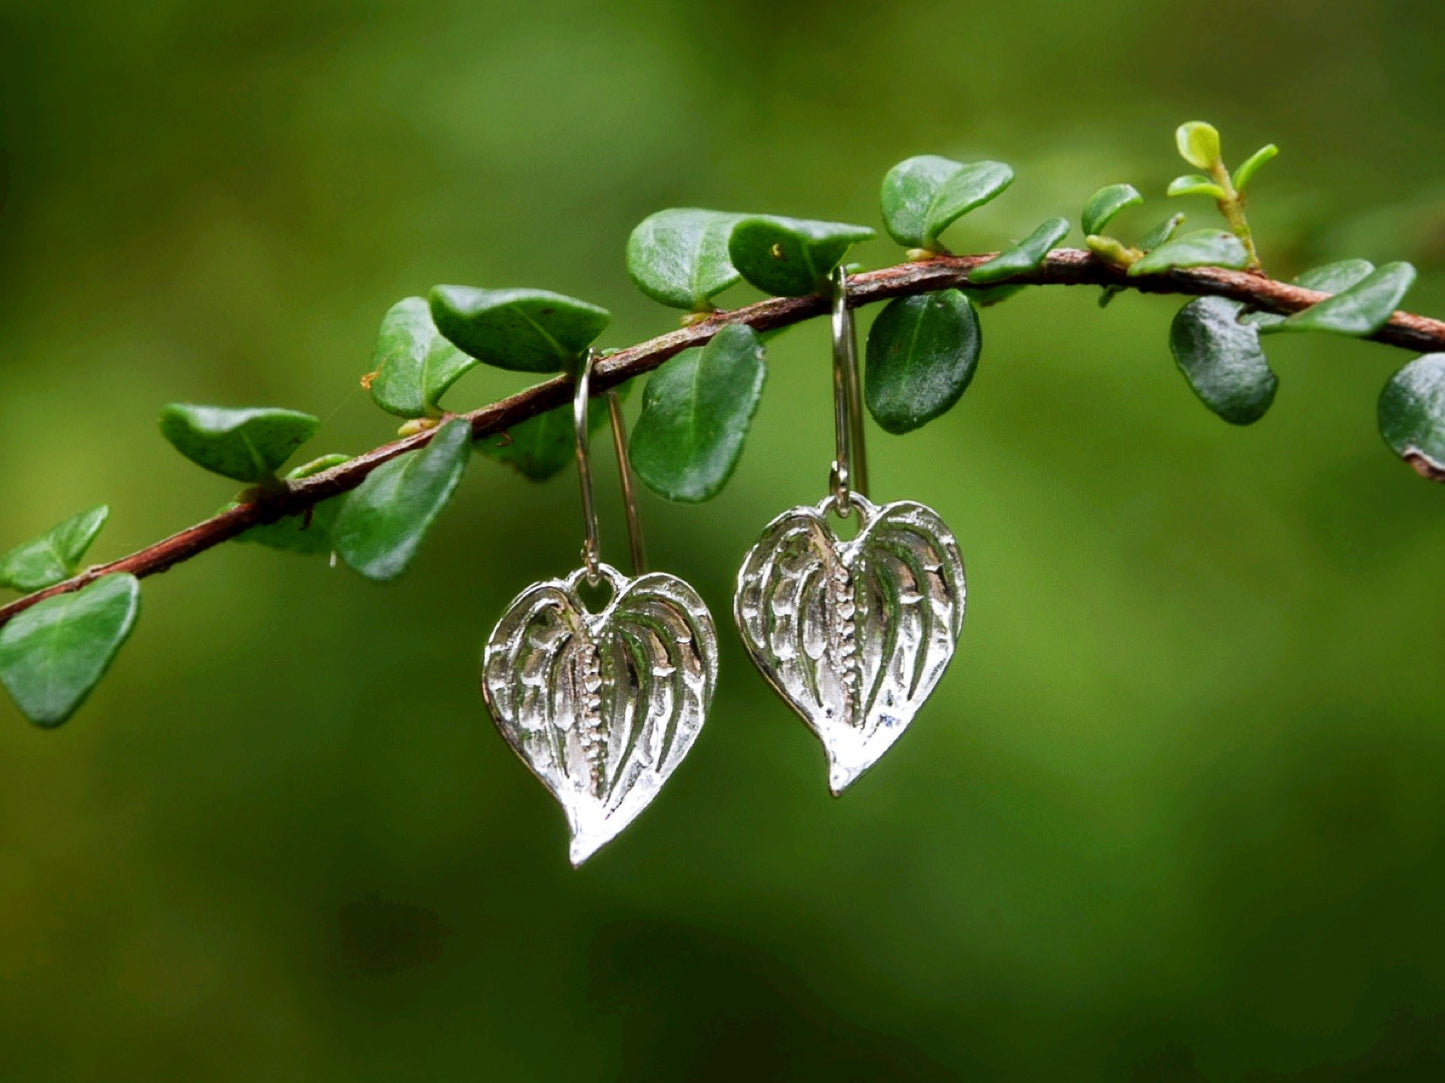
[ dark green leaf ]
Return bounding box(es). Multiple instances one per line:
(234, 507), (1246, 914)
(968, 217), (1069, 285)
(429, 286), (611, 373)
(1081, 184), (1142, 236)
(333, 419), (471, 581)
(1378, 354), (1445, 481)
(630, 324), (767, 502)
(1232, 144), (1278, 191)
(881, 156), (1013, 248)
(1166, 174), (1228, 200)
(369, 297), (477, 418)
(626, 209), (744, 310)
(1139, 213), (1187, 251)
(1169, 297), (1278, 425)
(728, 215), (874, 297)
(1243, 260), (1375, 329)
(0, 505), (109, 592)
(233, 455), (350, 555)
(477, 396), (614, 482)
(1127, 230), (1250, 276)
(864, 290), (981, 434)
(159, 404), (319, 482)
(1267, 261), (1416, 337)
(1176, 121), (1222, 171)
(0, 573), (140, 727)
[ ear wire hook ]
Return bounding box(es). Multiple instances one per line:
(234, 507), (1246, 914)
(829, 264), (869, 514)
(574, 348), (648, 583)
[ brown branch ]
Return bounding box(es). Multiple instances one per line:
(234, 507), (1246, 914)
(3, 248), (1442, 629)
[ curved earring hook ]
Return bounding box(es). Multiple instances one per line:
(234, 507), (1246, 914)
(829, 264), (869, 514)
(574, 349), (648, 582)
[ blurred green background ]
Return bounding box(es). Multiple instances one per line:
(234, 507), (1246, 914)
(3, 1), (1445, 1079)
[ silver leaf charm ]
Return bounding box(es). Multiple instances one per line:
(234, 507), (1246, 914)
(482, 562), (718, 864)
(734, 493), (966, 793)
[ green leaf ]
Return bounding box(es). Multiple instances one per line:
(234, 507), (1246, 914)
(728, 215), (874, 297)
(159, 404), (319, 483)
(1378, 354), (1445, 481)
(0, 573), (140, 727)
(1081, 184), (1142, 236)
(626, 209), (744, 310)
(369, 298), (477, 418)
(1167, 174), (1228, 201)
(332, 419), (472, 581)
(1232, 144), (1278, 192)
(0, 505), (109, 592)
(864, 290), (981, 434)
(1127, 230), (1250, 276)
(1139, 213), (1187, 251)
(429, 287), (611, 373)
(881, 156), (1013, 248)
(961, 284), (1027, 308)
(1176, 121), (1222, 171)
(1243, 260), (1376, 329)
(1267, 261), (1416, 337)
(476, 396), (614, 482)
(233, 455), (350, 555)
(630, 324), (767, 502)
(968, 217), (1069, 285)
(1169, 297), (1278, 425)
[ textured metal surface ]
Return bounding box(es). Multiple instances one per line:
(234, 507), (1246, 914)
(735, 493), (966, 793)
(482, 562), (717, 864)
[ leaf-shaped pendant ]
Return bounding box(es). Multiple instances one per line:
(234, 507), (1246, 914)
(734, 493), (966, 794)
(482, 562), (718, 864)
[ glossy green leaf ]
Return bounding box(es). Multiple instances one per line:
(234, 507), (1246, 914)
(864, 290), (981, 434)
(1139, 213), (1187, 252)
(1378, 354), (1445, 480)
(1127, 230), (1250, 276)
(881, 156), (1013, 248)
(159, 404), (319, 483)
(429, 286), (611, 373)
(1166, 174), (1228, 201)
(369, 297), (476, 418)
(0, 573), (140, 727)
(1081, 184), (1142, 236)
(233, 455), (350, 555)
(728, 215), (874, 297)
(1267, 261), (1416, 337)
(1169, 297), (1278, 425)
(332, 419), (471, 581)
(1232, 144), (1278, 191)
(1244, 260), (1376, 329)
(630, 324), (767, 502)
(968, 217), (1069, 285)
(0, 505), (109, 592)
(626, 208), (744, 310)
(476, 394), (616, 482)
(1176, 121), (1222, 171)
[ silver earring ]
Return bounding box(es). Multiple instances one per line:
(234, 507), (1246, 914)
(734, 267), (967, 794)
(482, 350), (719, 864)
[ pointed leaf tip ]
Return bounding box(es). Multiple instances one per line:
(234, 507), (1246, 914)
(333, 419), (472, 581)
(0, 573), (140, 727)
(1269, 261), (1416, 337)
(429, 286), (610, 373)
(0, 505), (110, 592)
(160, 404), (319, 482)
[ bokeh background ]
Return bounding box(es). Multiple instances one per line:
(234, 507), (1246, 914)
(3, 1), (1445, 1079)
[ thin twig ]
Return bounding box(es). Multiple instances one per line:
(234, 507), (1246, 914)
(2, 249), (1440, 629)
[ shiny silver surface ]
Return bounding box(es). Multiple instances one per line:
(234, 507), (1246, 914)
(483, 562), (718, 864)
(734, 493), (966, 794)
